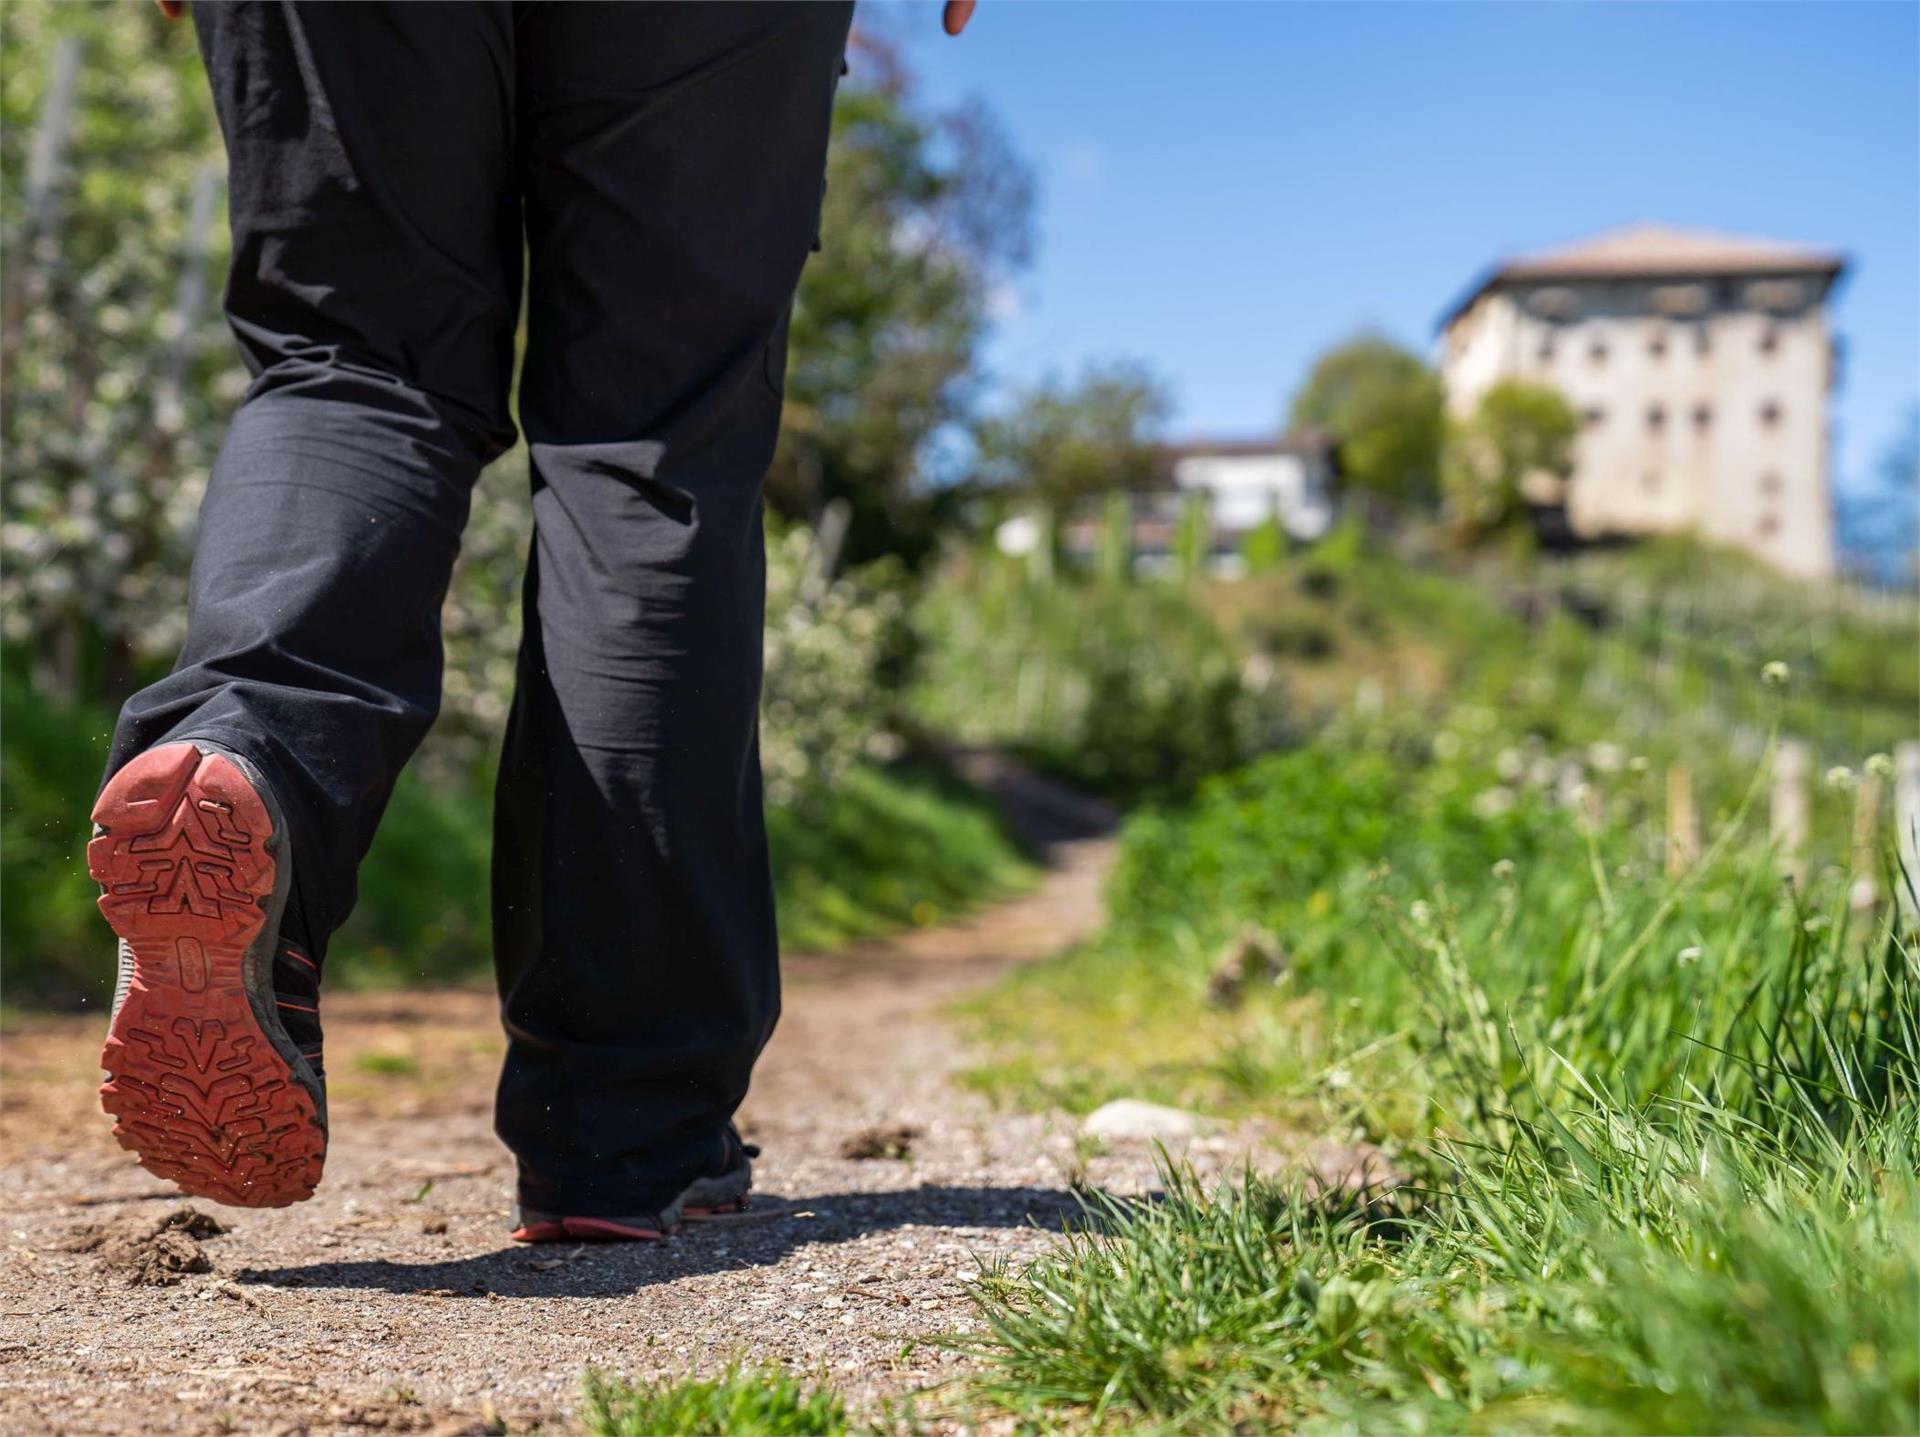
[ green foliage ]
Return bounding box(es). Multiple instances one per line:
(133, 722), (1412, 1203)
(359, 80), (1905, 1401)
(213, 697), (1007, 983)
(769, 61), (1033, 567)
(971, 360), (1171, 513)
(1238, 514), (1286, 573)
(0, 661), (115, 1000)
(1, 2), (231, 700)
(910, 552), (1279, 801)
(964, 721), (1918, 1430)
(0, 664), (1027, 998)
(580, 1363), (851, 1437)
(1443, 378), (1580, 535)
(765, 758), (1032, 952)
(760, 522), (911, 808)
(1289, 334), (1445, 504)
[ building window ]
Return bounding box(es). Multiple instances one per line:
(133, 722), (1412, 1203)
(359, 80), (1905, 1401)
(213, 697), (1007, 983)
(1648, 328), (1668, 359)
(1582, 405), (1606, 428)
(1647, 404), (1667, 433)
(1537, 334), (1556, 364)
(1759, 322), (1780, 355)
(1760, 471), (1783, 496)
(1695, 325), (1712, 357)
(1757, 512), (1780, 539)
(1759, 400), (1782, 428)
(1643, 471), (1661, 495)
(1589, 337), (1609, 365)
(1692, 403), (1712, 431)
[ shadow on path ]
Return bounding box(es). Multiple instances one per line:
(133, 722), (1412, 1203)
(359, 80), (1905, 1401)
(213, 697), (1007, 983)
(236, 1182), (1084, 1298)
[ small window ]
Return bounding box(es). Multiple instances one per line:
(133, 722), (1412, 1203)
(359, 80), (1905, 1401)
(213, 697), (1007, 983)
(1760, 471), (1783, 496)
(1757, 512), (1780, 539)
(1647, 404), (1667, 433)
(1759, 322), (1780, 355)
(1759, 400), (1782, 428)
(1695, 325), (1712, 357)
(1648, 329), (1668, 359)
(1537, 334), (1556, 364)
(1643, 471), (1661, 494)
(1589, 337), (1609, 365)
(1692, 403), (1712, 430)
(1582, 405), (1606, 428)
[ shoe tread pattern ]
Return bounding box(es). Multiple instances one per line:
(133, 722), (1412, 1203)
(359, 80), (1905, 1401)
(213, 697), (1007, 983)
(90, 745), (324, 1208)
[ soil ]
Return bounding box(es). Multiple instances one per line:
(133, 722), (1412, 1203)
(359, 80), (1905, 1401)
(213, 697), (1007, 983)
(0, 756), (1286, 1435)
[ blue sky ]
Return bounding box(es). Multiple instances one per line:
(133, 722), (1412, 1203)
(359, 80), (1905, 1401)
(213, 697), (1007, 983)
(898, 1), (1920, 500)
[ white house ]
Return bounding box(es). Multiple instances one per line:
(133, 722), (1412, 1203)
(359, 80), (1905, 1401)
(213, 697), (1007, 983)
(1439, 224), (1845, 578)
(1165, 435), (1337, 544)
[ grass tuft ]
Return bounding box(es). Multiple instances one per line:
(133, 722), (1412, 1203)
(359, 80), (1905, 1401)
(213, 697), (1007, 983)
(579, 1363), (851, 1437)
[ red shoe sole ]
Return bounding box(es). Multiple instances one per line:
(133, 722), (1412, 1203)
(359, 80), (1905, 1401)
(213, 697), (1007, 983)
(90, 744), (325, 1208)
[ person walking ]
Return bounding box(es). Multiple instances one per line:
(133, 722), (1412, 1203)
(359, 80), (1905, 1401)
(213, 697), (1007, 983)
(87, 0), (975, 1242)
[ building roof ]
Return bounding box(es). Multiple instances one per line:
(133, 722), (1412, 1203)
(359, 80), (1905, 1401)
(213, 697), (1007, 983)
(1161, 433), (1330, 462)
(1439, 223), (1846, 330)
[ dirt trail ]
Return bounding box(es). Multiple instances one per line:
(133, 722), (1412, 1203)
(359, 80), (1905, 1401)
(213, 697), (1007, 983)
(0, 756), (1153, 1436)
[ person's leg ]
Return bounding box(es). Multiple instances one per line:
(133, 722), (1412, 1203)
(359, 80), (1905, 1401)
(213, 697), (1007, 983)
(496, 1), (853, 1223)
(95, 1), (520, 1205)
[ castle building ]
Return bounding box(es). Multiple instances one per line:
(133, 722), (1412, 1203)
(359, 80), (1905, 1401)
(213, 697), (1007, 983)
(1439, 224), (1845, 577)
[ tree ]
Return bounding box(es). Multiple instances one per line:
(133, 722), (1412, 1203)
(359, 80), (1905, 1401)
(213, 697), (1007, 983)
(970, 359), (1171, 514)
(1836, 406), (1918, 586)
(766, 33), (1034, 568)
(1288, 334), (1444, 505)
(1441, 379), (1579, 537)
(0, 4), (231, 700)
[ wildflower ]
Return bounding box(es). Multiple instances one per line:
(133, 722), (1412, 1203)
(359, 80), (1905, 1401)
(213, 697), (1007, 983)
(1803, 915), (1832, 935)
(1491, 858), (1516, 883)
(1760, 660), (1790, 688)
(1325, 1066), (1352, 1091)
(1472, 787), (1516, 818)
(1825, 766), (1855, 790)
(1408, 900), (1433, 926)
(1628, 754), (1651, 773)
(1676, 945), (1702, 966)
(1865, 752), (1895, 780)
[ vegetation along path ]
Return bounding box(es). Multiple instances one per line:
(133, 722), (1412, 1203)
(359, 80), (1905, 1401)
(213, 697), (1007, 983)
(0, 755), (1179, 1436)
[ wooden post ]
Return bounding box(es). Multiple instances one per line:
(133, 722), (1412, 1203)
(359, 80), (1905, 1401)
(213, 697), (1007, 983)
(1173, 490), (1208, 582)
(1666, 764), (1699, 877)
(1849, 768), (1884, 913)
(1097, 489), (1132, 584)
(2, 34), (82, 386)
(799, 497), (850, 606)
(1771, 740), (1811, 889)
(1896, 743), (1920, 923)
(155, 163), (224, 430)
(1027, 505), (1056, 587)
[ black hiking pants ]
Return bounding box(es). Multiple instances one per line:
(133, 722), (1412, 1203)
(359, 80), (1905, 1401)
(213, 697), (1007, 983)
(105, 1), (853, 1216)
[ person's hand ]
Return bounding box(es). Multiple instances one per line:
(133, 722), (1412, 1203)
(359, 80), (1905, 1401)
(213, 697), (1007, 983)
(943, 1), (976, 36)
(155, 1), (184, 18)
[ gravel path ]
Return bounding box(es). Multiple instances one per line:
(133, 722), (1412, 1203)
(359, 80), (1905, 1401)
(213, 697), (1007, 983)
(0, 758), (1163, 1436)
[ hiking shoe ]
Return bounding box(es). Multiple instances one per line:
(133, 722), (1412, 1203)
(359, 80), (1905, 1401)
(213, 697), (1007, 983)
(90, 742), (327, 1208)
(510, 1125), (758, 1242)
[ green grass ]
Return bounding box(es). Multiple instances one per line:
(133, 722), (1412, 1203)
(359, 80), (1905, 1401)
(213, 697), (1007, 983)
(579, 1364), (851, 1437)
(766, 756), (1033, 952)
(961, 821), (1917, 1431)
(957, 681), (1918, 1432)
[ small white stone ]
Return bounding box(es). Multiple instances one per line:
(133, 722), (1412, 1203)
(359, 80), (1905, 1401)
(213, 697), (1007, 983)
(1081, 1099), (1205, 1144)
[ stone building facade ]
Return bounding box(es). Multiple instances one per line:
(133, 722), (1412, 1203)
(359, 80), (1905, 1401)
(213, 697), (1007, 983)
(1439, 224), (1845, 577)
